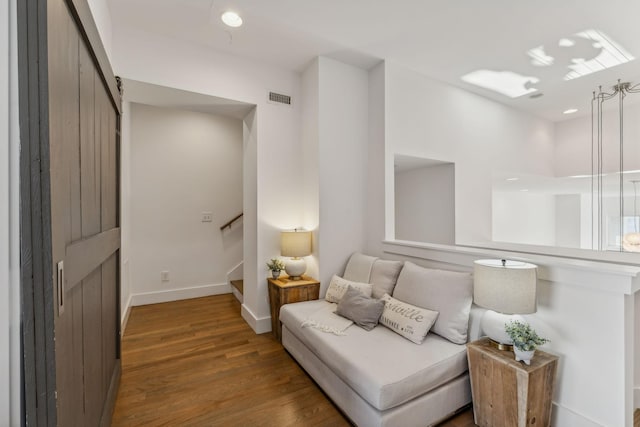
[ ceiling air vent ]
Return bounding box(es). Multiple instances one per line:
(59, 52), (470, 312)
(268, 91), (292, 106)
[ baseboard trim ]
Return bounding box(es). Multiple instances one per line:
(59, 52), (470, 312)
(241, 304), (271, 334)
(551, 401), (605, 427)
(130, 282), (231, 307)
(120, 294), (132, 333)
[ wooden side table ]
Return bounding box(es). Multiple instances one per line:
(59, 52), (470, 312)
(268, 275), (320, 341)
(467, 338), (558, 427)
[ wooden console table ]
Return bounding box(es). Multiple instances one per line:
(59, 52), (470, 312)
(467, 337), (558, 427)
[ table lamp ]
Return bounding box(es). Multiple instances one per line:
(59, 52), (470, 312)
(473, 259), (538, 350)
(281, 229), (312, 280)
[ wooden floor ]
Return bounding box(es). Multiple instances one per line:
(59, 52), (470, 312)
(111, 294), (475, 426)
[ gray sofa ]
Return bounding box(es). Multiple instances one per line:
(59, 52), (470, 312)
(280, 253), (484, 427)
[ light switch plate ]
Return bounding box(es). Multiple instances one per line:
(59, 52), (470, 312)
(202, 212), (213, 222)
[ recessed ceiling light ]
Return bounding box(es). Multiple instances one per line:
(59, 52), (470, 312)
(563, 108), (578, 114)
(520, 189), (529, 192)
(221, 11), (243, 27)
(506, 177), (519, 181)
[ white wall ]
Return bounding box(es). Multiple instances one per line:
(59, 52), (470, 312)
(3, 0), (20, 423)
(492, 191), (556, 246)
(86, 0), (112, 61)
(128, 103), (242, 303)
(366, 62), (386, 255)
(384, 61), (556, 246)
(301, 59), (320, 280)
(113, 27), (302, 332)
(316, 57), (369, 290)
(395, 164), (455, 244)
(120, 100), (131, 326)
(299, 57), (369, 292)
(556, 103), (640, 177)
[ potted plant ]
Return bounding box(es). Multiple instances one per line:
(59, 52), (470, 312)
(504, 320), (549, 365)
(266, 258), (286, 279)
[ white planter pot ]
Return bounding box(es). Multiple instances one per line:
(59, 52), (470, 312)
(514, 347), (535, 365)
(271, 270), (281, 279)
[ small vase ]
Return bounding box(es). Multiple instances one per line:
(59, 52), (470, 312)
(271, 270), (281, 279)
(514, 347), (535, 365)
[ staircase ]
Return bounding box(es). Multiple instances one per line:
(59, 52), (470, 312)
(230, 280), (243, 295)
(227, 261), (243, 303)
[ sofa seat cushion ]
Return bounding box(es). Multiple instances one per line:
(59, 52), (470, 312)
(280, 300), (469, 411)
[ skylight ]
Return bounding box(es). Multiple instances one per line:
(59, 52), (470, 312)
(461, 70), (539, 98)
(461, 29), (635, 99)
(564, 30), (634, 80)
(527, 29), (634, 81)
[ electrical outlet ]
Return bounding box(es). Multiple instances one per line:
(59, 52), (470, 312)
(201, 212), (213, 222)
(161, 271), (170, 282)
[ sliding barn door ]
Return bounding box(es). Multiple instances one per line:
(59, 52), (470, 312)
(48, 0), (121, 424)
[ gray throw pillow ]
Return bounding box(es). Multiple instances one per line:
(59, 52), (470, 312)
(336, 286), (385, 331)
(393, 261), (473, 344)
(370, 260), (404, 298)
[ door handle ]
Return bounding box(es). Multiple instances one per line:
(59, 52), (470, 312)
(57, 261), (64, 315)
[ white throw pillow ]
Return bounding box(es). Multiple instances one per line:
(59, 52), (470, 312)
(392, 261), (473, 344)
(380, 294), (439, 344)
(325, 275), (373, 304)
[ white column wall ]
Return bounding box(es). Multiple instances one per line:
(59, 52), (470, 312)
(316, 57), (369, 291)
(113, 27), (302, 333)
(301, 59), (320, 280)
(366, 62), (387, 255)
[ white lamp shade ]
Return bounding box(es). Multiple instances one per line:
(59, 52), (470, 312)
(281, 230), (312, 258)
(473, 259), (537, 315)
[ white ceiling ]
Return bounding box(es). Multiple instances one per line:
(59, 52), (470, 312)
(124, 79), (255, 119)
(110, 0), (640, 122)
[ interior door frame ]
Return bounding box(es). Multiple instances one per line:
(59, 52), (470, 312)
(17, 0), (122, 424)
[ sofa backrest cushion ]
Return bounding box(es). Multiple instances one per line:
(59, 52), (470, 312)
(343, 252), (404, 298)
(370, 260), (404, 299)
(343, 252), (378, 283)
(393, 261), (473, 344)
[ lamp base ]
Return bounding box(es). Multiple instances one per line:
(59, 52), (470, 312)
(285, 257), (307, 280)
(481, 310), (525, 351)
